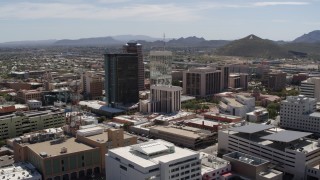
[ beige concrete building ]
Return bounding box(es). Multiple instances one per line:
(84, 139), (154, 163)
(12, 126), (137, 180)
(16, 90), (41, 103)
(13, 136), (100, 180)
(82, 71), (104, 100)
(300, 77), (320, 101)
(223, 151), (282, 180)
(0, 109), (65, 140)
(228, 73), (248, 90)
(76, 128), (137, 170)
(183, 67), (221, 97)
(149, 125), (215, 149)
(149, 85), (182, 114)
(263, 71), (287, 91)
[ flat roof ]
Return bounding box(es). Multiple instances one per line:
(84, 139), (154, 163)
(260, 130), (312, 143)
(230, 124), (274, 134)
(27, 137), (94, 158)
(151, 126), (202, 139)
(109, 140), (198, 168)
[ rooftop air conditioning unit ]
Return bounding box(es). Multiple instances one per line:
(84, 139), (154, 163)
(60, 147), (67, 153)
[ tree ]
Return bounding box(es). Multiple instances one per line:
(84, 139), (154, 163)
(97, 116), (107, 123)
(172, 80), (181, 87)
(267, 102), (280, 119)
(123, 123), (131, 131)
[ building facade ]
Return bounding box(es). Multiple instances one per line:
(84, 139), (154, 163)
(104, 53), (139, 107)
(13, 135), (101, 180)
(106, 139), (202, 180)
(300, 77), (320, 101)
(82, 71), (104, 100)
(16, 90), (41, 103)
(218, 124), (320, 180)
(183, 67), (221, 97)
(150, 85), (182, 114)
(149, 51), (173, 86)
(280, 95), (320, 133)
(264, 71), (287, 91)
(223, 151), (282, 180)
(219, 95), (255, 118)
(0, 109), (65, 139)
(217, 65), (230, 91)
(123, 42), (144, 91)
(76, 127), (137, 170)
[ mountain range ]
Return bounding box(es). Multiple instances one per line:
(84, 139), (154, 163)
(216, 35), (290, 58)
(1, 31), (320, 58)
(293, 30), (320, 43)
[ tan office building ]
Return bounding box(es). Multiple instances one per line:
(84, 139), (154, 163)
(76, 128), (137, 170)
(13, 136), (100, 180)
(183, 67), (221, 97)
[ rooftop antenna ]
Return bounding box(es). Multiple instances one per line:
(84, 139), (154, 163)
(163, 33), (166, 51)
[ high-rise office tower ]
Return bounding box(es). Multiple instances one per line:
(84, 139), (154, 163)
(149, 51), (173, 86)
(104, 53), (139, 107)
(123, 42), (144, 91)
(217, 65), (229, 91)
(183, 67), (221, 97)
(150, 85), (182, 114)
(82, 71), (104, 100)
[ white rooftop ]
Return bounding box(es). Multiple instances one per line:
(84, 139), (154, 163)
(131, 141), (172, 156)
(0, 162), (42, 180)
(109, 139), (198, 168)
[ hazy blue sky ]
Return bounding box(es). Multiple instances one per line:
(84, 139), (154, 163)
(0, 0), (319, 42)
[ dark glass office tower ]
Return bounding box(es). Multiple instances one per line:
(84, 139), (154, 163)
(104, 53), (139, 107)
(123, 42), (144, 91)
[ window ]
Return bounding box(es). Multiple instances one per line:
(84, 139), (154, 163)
(120, 165), (127, 171)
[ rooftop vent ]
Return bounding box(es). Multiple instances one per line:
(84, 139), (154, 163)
(39, 152), (48, 157)
(60, 147), (67, 154)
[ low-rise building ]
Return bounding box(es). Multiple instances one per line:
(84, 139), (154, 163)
(0, 105), (16, 114)
(184, 118), (220, 132)
(223, 151), (282, 180)
(0, 109), (65, 139)
(13, 134), (100, 180)
(200, 152), (231, 180)
(218, 124), (320, 179)
(106, 139), (202, 180)
(246, 108), (269, 123)
(203, 112), (242, 123)
(16, 90), (41, 103)
(0, 162), (42, 180)
(219, 95), (255, 118)
(149, 125), (215, 149)
(27, 99), (42, 109)
(78, 100), (124, 117)
(76, 127), (137, 170)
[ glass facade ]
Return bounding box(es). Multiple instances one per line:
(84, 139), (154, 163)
(149, 51), (173, 86)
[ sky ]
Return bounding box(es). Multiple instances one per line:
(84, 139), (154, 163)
(0, 0), (319, 42)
